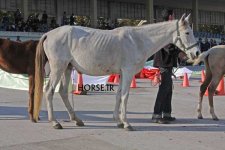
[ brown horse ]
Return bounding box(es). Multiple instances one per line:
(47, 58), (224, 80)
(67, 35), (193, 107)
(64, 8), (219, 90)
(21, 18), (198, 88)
(0, 38), (38, 122)
(193, 45), (225, 121)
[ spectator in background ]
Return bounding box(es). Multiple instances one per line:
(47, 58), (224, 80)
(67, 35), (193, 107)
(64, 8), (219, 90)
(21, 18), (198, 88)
(42, 10), (48, 24)
(50, 17), (58, 30)
(16, 36), (21, 42)
(62, 11), (67, 25)
(70, 13), (75, 25)
(210, 39), (217, 48)
(219, 38), (225, 45)
(2, 13), (10, 31)
(198, 38), (204, 52)
(213, 39), (217, 46)
(14, 8), (22, 26)
(202, 38), (210, 52)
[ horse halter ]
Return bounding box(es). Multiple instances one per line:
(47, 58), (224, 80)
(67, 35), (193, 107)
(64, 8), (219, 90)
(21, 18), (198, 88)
(174, 21), (198, 52)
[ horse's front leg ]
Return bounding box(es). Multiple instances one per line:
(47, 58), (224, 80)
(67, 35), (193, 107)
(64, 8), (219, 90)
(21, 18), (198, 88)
(119, 70), (135, 131)
(28, 75), (35, 122)
(113, 73), (123, 128)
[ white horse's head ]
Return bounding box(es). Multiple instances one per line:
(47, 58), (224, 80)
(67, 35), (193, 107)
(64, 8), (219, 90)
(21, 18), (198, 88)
(173, 13), (200, 62)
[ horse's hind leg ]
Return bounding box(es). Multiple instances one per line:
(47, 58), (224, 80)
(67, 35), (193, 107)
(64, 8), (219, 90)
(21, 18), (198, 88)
(59, 67), (84, 126)
(208, 74), (222, 120)
(28, 74), (35, 122)
(198, 71), (212, 119)
(45, 61), (67, 129)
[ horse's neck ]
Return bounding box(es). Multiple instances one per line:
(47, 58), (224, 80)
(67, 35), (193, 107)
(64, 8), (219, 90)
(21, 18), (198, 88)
(136, 20), (177, 57)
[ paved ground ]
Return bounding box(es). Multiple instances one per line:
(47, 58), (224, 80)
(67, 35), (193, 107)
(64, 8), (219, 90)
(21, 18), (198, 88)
(1, 77), (225, 150)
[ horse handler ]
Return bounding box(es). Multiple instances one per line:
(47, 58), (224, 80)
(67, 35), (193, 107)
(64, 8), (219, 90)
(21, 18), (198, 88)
(152, 9), (188, 124)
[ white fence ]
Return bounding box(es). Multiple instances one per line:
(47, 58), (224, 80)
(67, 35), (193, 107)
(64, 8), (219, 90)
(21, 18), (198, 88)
(0, 31), (43, 41)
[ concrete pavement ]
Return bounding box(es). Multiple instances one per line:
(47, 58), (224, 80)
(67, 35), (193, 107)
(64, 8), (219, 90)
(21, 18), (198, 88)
(1, 78), (225, 150)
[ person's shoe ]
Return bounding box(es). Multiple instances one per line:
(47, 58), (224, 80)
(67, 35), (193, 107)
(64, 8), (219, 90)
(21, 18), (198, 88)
(163, 116), (176, 121)
(152, 117), (170, 124)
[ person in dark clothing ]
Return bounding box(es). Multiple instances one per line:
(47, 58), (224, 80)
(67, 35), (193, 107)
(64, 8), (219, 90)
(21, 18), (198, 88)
(202, 38), (210, 52)
(219, 38), (225, 45)
(198, 38), (204, 52)
(152, 9), (187, 124)
(62, 11), (67, 25)
(42, 10), (48, 24)
(210, 39), (217, 48)
(14, 8), (22, 26)
(70, 13), (75, 25)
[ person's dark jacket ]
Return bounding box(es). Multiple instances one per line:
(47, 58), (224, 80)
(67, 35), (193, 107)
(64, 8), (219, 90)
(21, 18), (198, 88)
(202, 42), (210, 52)
(153, 44), (182, 68)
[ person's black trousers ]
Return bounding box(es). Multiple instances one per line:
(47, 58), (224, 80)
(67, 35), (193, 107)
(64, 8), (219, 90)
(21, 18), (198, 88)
(153, 67), (173, 118)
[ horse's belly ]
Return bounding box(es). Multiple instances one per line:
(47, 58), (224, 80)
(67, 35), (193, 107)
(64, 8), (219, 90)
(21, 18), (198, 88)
(72, 58), (120, 76)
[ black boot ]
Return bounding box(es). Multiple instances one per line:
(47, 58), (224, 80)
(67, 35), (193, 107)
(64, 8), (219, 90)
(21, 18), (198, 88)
(152, 114), (170, 124)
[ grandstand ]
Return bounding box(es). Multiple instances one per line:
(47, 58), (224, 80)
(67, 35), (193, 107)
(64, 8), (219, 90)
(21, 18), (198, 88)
(1, 0), (225, 40)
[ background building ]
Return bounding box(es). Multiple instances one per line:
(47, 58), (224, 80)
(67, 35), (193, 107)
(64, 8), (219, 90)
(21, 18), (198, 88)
(0, 0), (225, 32)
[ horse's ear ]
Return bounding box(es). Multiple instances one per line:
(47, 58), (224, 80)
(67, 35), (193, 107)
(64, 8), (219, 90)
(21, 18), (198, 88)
(179, 13), (186, 26)
(185, 13), (191, 23)
(180, 13), (186, 22)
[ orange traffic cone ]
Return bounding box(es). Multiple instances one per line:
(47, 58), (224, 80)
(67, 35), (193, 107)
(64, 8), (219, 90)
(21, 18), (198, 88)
(108, 74), (115, 83)
(114, 74), (120, 84)
(182, 73), (189, 87)
(216, 77), (225, 95)
(200, 70), (205, 83)
(130, 76), (137, 88)
(73, 73), (87, 95)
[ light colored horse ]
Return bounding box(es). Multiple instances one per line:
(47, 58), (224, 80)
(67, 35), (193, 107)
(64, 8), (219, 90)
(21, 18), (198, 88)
(33, 14), (200, 131)
(194, 45), (225, 120)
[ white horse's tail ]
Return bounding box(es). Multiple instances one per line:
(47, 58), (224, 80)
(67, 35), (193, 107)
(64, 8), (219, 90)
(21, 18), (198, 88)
(193, 51), (210, 65)
(33, 35), (47, 122)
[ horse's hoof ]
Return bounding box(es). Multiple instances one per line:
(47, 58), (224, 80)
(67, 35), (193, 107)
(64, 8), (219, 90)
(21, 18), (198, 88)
(213, 117), (219, 121)
(117, 123), (124, 128)
(125, 126), (136, 131)
(30, 118), (37, 123)
(76, 121), (85, 126)
(30, 116), (40, 123)
(198, 116), (203, 119)
(53, 123), (63, 129)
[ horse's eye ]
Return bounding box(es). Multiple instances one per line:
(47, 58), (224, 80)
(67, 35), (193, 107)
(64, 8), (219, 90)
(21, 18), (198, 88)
(185, 32), (189, 35)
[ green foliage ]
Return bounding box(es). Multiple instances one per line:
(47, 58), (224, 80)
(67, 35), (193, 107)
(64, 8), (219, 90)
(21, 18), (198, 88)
(0, 10), (15, 24)
(75, 16), (90, 26)
(117, 19), (141, 27)
(199, 24), (224, 34)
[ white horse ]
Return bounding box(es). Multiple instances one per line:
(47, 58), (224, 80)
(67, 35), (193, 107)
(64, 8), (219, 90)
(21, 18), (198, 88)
(33, 14), (200, 131)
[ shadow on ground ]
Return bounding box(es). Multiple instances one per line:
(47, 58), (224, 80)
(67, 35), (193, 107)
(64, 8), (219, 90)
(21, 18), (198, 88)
(1, 106), (225, 132)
